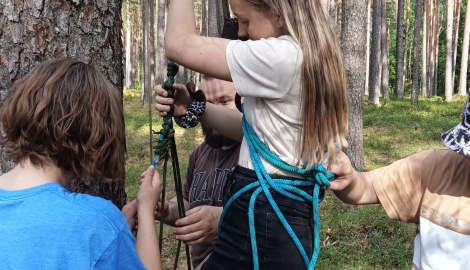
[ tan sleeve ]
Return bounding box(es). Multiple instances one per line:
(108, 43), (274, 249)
(369, 150), (433, 223)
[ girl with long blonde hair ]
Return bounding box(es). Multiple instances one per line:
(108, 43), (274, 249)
(155, 0), (349, 268)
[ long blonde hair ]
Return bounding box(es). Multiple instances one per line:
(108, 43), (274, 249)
(245, 0), (349, 166)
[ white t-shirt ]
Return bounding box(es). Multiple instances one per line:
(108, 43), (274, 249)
(227, 35), (317, 176)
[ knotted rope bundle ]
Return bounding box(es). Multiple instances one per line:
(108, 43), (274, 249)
(219, 106), (334, 270)
(152, 61), (191, 270)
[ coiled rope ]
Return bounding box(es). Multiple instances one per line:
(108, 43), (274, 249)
(219, 106), (334, 270)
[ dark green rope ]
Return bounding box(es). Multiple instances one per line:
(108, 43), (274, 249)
(153, 61), (191, 270)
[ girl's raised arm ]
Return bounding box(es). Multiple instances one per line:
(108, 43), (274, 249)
(166, 0), (232, 81)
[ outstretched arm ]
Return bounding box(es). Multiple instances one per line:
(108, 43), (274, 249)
(165, 0), (231, 81)
(154, 84), (244, 142)
(136, 166), (163, 270)
(328, 151), (378, 205)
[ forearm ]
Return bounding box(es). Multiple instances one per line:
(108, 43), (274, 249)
(136, 210), (161, 270)
(165, 0), (197, 54)
(333, 171), (379, 205)
(165, 0), (231, 80)
(200, 103), (244, 142)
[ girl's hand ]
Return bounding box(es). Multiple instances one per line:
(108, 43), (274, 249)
(327, 150), (356, 191)
(154, 84), (193, 117)
(137, 166), (163, 213)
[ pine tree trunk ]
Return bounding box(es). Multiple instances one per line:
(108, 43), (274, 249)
(458, 0), (470, 95)
(341, 0), (368, 171)
(368, 0), (382, 104)
(446, 0), (455, 101)
(421, 0), (428, 97)
(395, 0), (406, 98)
(411, 0), (424, 105)
(380, 0), (389, 99)
(156, 0), (168, 91)
(125, 0), (133, 89)
(433, 0), (441, 96)
(0, 0), (126, 209)
(208, 0), (222, 37)
(403, 0), (412, 92)
(365, 0), (372, 96)
(452, 0), (463, 95)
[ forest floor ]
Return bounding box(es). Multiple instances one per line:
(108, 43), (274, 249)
(123, 88), (466, 269)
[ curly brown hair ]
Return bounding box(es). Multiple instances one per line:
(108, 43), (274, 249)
(0, 58), (125, 181)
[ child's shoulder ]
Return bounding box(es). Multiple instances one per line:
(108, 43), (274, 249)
(49, 186), (127, 232)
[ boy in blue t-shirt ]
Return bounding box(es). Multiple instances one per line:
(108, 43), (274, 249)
(0, 58), (162, 270)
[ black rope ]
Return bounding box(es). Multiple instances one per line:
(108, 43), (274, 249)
(153, 62), (191, 270)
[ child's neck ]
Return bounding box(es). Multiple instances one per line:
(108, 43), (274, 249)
(0, 158), (69, 191)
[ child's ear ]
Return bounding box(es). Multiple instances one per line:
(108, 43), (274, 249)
(270, 9), (284, 28)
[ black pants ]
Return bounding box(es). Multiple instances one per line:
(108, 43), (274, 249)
(201, 166), (314, 270)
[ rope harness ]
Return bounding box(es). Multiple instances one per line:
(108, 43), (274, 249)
(152, 61), (191, 270)
(219, 107), (334, 270)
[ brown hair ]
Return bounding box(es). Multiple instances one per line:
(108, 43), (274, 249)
(0, 58), (125, 181)
(245, 0), (349, 166)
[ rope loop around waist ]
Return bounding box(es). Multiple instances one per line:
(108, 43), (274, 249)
(219, 107), (335, 270)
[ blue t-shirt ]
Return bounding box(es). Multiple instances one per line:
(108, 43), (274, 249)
(0, 182), (146, 270)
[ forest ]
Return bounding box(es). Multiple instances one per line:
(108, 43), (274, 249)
(0, 0), (469, 268)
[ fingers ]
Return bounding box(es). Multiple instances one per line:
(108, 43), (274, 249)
(328, 180), (348, 191)
(153, 85), (168, 97)
(122, 199), (137, 214)
(176, 230), (206, 245)
(175, 209), (201, 227)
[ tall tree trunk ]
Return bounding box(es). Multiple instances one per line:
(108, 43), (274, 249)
(380, 0), (389, 99)
(156, 0), (168, 93)
(452, 0), (461, 92)
(403, 0), (412, 90)
(208, 0), (224, 37)
(368, 0), (382, 104)
(0, 0), (126, 209)
(395, 0), (406, 98)
(432, 0), (441, 96)
(459, 0), (470, 95)
(421, 0), (428, 97)
(125, 0), (133, 89)
(411, 0), (424, 105)
(201, 0), (208, 37)
(446, 0), (455, 101)
(365, 0), (372, 96)
(427, 0), (434, 96)
(341, 0), (368, 171)
(141, 0), (156, 106)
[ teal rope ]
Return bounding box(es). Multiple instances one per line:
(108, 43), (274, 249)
(219, 105), (334, 270)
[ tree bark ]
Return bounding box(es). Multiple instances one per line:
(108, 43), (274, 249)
(421, 0), (428, 97)
(208, 0), (223, 37)
(411, 0), (423, 105)
(432, 0), (441, 96)
(446, 0), (455, 101)
(0, 0), (126, 209)
(453, 0), (463, 95)
(341, 0), (368, 171)
(458, 0), (470, 96)
(125, 0), (133, 89)
(395, 0), (405, 98)
(368, 0), (382, 104)
(365, 0), (372, 96)
(380, 0), (389, 99)
(403, 0), (412, 93)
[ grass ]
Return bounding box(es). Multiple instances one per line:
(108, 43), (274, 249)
(123, 89), (466, 269)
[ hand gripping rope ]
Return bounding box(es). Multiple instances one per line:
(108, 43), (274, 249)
(152, 61), (191, 270)
(219, 105), (335, 270)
